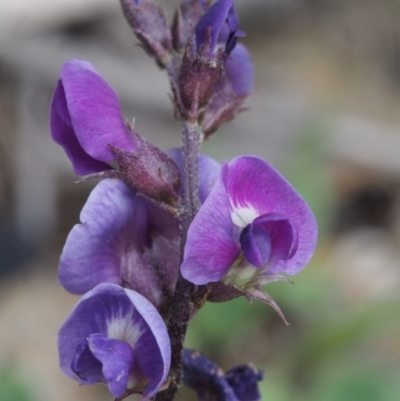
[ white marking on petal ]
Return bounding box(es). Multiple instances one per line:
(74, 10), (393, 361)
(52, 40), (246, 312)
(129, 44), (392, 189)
(230, 205), (258, 228)
(107, 309), (143, 347)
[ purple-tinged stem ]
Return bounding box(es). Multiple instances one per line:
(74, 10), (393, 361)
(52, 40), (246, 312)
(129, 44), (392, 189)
(156, 120), (202, 401)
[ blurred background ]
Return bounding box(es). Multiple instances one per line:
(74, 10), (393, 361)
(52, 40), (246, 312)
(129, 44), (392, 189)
(1, 0), (400, 400)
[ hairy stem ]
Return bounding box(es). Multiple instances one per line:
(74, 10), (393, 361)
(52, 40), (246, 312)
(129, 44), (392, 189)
(156, 120), (201, 401)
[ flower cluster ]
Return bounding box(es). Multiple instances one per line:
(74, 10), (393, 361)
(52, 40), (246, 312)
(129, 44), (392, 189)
(51, 1), (317, 400)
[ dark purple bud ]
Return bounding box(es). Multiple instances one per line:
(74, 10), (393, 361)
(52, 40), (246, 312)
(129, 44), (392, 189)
(182, 349), (264, 401)
(225, 365), (264, 401)
(119, 0), (172, 67)
(201, 43), (254, 136)
(179, 31), (226, 120)
(109, 130), (181, 209)
(172, 0), (211, 51)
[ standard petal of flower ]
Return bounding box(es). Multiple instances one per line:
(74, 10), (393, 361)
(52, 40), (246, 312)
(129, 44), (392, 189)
(224, 156), (318, 275)
(181, 164), (241, 285)
(225, 43), (254, 96)
(50, 80), (111, 175)
(56, 60), (136, 167)
(58, 283), (170, 398)
(58, 179), (155, 297)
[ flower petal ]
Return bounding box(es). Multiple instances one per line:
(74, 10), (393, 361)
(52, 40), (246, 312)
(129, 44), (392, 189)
(224, 156), (318, 275)
(50, 59), (136, 174)
(225, 43), (254, 96)
(181, 163), (241, 285)
(240, 214), (298, 268)
(240, 222), (271, 268)
(58, 179), (151, 294)
(50, 80), (111, 175)
(195, 0), (234, 52)
(88, 334), (134, 398)
(58, 283), (170, 398)
(71, 338), (102, 384)
(124, 289), (171, 398)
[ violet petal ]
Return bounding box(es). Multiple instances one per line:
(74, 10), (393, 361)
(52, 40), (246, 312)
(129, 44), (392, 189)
(50, 60), (136, 174)
(225, 43), (254, 96)
(253, 214), (298, 262)
(124, 289), (171, 398)
(240, 223), (271, 268)
(224, 156), (317, 275)
(58, 179), (151, 295)
(87, 334), (134, 398)
(58, 283), (170, 398)
(50, 80), (110, 175)
(195, 0), (234, 52)
(71, 339), (102, 383)
(181, 163), (241, 285)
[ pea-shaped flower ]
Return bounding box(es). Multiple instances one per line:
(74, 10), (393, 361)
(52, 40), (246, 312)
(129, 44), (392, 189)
(58, 151), (220, 316)
(50, 59), (180, 208)
(181, 156), (318, 319)
(58, 283), (170, 399)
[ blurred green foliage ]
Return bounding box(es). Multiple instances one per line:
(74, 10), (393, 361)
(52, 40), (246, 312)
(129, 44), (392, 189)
(0, 369), (35, 401)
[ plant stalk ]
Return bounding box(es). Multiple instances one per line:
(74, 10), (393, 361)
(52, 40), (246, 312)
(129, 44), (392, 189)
(156, 120), (201, 401)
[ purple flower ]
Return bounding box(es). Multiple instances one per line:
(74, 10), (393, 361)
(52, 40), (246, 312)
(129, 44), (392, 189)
(58, 151), (220, 315)
(181, 156), (317, 316)
(50, 60), (180, 206)
(50, 59), (136, 176)
(58, 283), (170, 399)
(183, 349), (264, 401)
(195, 0), (245, 55)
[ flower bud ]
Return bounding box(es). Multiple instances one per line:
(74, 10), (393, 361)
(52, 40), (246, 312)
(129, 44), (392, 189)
(201, 43), (254, 137)
(109, 130), (181, 209)
(172, 0), (211, 51)
(119, 0), (172, 67)
(178, 0), (245, 120)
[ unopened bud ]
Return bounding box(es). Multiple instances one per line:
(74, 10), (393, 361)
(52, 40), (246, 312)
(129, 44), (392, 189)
(172, 0), (211, 51)
(109, 131), (180, 209)
(179, 30), (225, 120)
(119, 0), (172, 67)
